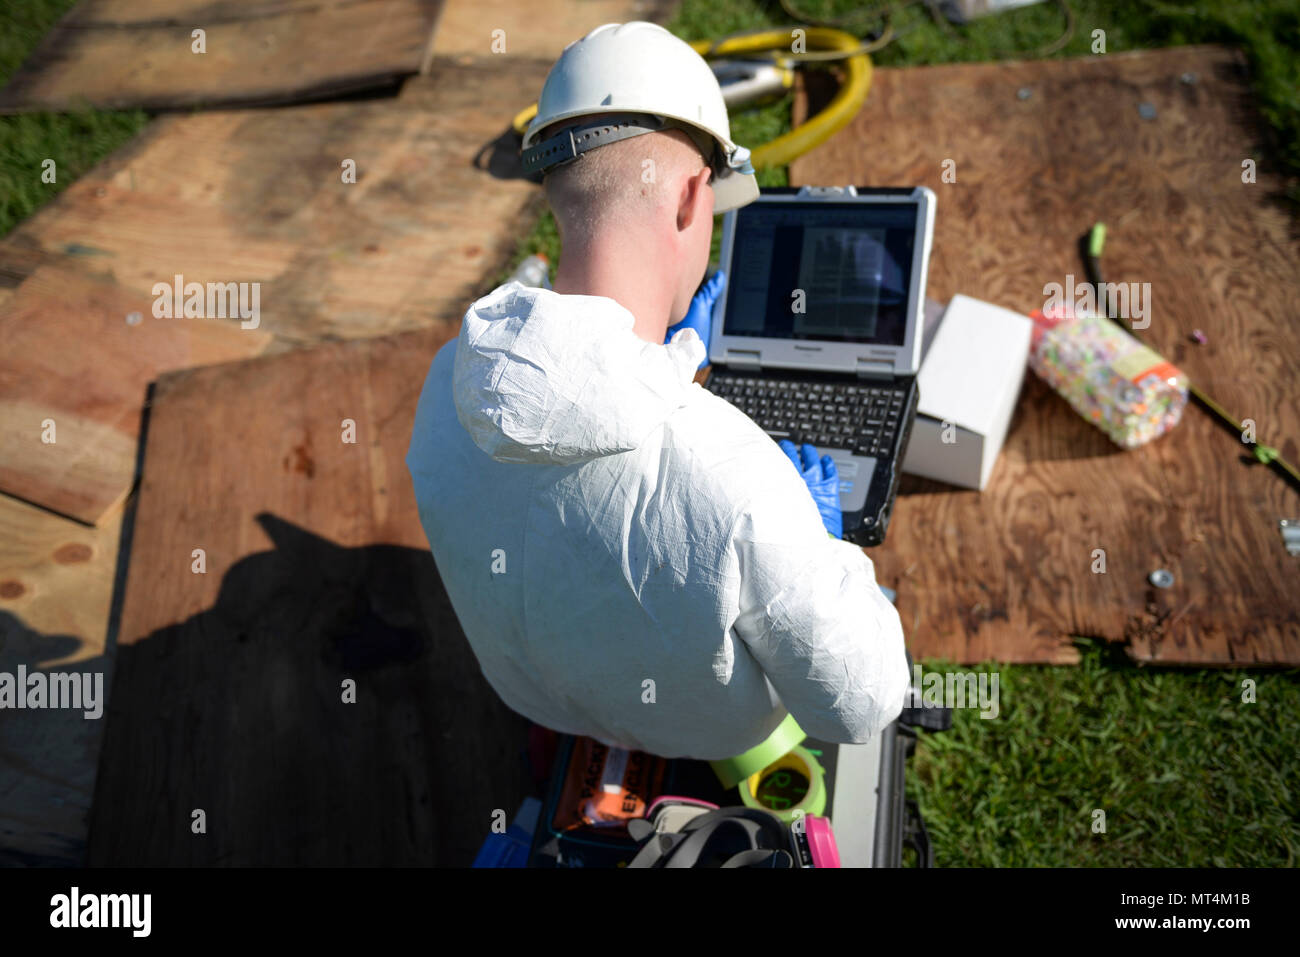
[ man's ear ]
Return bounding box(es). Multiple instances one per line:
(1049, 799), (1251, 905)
(677, 165), (713, 232)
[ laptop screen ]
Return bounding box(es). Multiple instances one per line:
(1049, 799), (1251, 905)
(722, 201), (918, 346)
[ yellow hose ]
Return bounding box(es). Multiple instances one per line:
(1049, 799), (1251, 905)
(509, 27), (872, 171)
(693, 29), (873, 170)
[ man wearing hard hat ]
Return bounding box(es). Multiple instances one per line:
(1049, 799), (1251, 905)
(407, 22), (908, 762)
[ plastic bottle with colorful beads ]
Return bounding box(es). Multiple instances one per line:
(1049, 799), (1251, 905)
(1027, 303), (1189, 449)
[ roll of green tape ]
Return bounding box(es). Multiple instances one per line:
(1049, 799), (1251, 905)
(738, 745), (827, 823)
(709, 712), (806, 791)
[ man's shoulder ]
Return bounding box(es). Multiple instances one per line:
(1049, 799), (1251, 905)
(662, 387), (804, 510)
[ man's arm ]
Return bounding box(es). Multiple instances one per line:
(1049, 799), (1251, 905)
(728, 459), (910, 744)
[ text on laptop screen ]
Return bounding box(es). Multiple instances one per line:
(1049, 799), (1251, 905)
(724, 201), (918, 345)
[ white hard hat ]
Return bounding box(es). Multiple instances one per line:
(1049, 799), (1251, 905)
(522, 21), (759, 214)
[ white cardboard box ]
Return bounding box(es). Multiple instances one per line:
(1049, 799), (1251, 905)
(901, 294), (1032, 490)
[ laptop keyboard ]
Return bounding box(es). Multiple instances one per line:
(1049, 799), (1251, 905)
(707, 373), (907, 456)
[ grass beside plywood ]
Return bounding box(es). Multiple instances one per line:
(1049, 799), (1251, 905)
(908, 641), (1299, 867)
(0, 0), (149, 237)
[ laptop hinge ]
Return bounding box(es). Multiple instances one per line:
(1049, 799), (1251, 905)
(856, 358), (894, 380)
(724, 350), (762, 371)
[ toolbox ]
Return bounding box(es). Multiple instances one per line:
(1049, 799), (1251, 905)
(527, 682), (949, 868)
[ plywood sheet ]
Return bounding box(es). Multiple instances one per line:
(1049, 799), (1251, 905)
(0, 264), (270, 524)
(0, 0), (442, 113)
(0, 494), (124, 865)
(0, 56), (551, 351)
(792, 46), (1300, 665)
(430, 0), (675, 61)
(87, 327), (534, 865)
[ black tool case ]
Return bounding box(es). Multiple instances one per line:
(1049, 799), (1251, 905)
(527, 692), (949, 868)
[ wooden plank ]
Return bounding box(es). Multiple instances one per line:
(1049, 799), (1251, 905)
(0, 0), (442, 113)
(87, 328), (534, 865)
(0, 245), (54, 313)
(792, 46), (1300, 665)
(430, 0), (676, 61)
(0, 56), (551, 351)
(0, 264), (270, 524)
(0, 494), (124, 865)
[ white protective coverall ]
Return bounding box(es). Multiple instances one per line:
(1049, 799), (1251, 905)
(406, 280), (910, 760)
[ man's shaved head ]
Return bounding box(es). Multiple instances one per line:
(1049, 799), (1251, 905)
(540, 112), (719, 343)
(541, 116), (711, 238)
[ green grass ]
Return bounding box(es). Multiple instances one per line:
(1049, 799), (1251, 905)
(0, 0), (149, 236)
(908, 641), (1299, 866)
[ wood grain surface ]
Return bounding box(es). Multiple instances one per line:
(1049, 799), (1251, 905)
(0, 0), (442, 113)
(0, 494), (126, 865)
(0, 263), (270, 524)
(429, 0), (676, 61)
(86, 327), (535, 865)
(0, 56), (550, 352)
(792, 46), (1300, 665)
(6, 49), (555, 864)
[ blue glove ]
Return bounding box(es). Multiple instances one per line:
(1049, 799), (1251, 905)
(779, 440), (843, 539)
(665, 270), (726, 370)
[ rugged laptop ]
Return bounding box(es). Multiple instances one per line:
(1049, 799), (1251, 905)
(705, 185), (936, 546)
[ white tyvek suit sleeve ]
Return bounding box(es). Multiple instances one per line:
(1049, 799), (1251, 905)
(730, 463), (910, 744)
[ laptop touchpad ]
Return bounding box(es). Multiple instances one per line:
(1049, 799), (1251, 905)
(830, 454), (875, 513)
